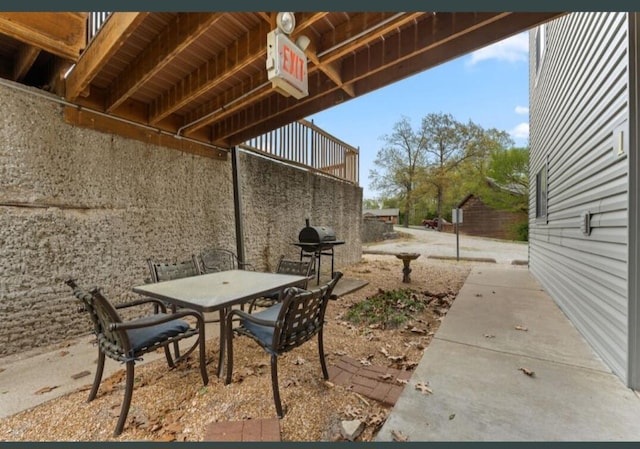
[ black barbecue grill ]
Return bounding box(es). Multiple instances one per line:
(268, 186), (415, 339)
(293, 219), (345, 285)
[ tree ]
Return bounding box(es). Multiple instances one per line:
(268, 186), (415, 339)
(477, 146), (529, 212)
(369, 116), (430, 227)
(420, 113), (512, 230)
(362, 198), (382, 210)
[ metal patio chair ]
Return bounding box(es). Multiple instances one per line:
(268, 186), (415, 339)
(247, 255), (315, 313)
(65, 278), (208, 436)
(193, 248), (254, 274)
(224, 271), (343, 418)
(146, 258), (201, 356)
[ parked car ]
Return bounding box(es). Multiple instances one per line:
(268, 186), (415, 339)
(422, 217), (448, 229)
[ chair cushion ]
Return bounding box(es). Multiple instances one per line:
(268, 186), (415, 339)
(126, 314), (190, 353)
(243, 302), (282, 346)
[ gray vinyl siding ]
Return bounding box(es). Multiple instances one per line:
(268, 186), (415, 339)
(529, 13), (630, 383)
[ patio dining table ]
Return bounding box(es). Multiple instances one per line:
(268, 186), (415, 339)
(132, 269), (308, 377)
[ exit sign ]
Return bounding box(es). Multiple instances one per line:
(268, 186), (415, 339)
(266, 29), (308, 99)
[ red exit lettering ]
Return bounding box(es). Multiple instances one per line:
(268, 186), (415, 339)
(281, 44), (305, 82)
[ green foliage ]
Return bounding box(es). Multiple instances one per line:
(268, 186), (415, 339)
(370, 112), (517, 227)
(478, 147), (529, 213)
(369, 116), (430, 227)
(513, 221), (529, 242)
(345, 288), (425, 329)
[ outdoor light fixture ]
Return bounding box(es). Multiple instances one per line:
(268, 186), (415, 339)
(276, 12), (296, 34)
(266, 12), (308, 99)
(295, 35), (311, 52)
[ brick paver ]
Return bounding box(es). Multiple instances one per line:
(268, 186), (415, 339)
(204, 418), (281, 442)
(328, 356), (411, 406)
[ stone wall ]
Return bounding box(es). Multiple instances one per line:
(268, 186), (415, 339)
(239, 151), (362, 273)
(0, 80), (362, 357)
(362, 216), (395, 243)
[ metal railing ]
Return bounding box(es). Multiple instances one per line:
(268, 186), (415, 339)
(87, 12), (111, 44)
(241, 119), (359, 184)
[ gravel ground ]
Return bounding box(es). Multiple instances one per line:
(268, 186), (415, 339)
(0, 255), (471, 442)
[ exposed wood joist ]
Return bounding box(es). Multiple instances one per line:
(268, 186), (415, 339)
(106, 13), (223, 113)
(182, 12), (429, 136)
(149, 13), (326, 127)
(212, 12), (559, 146)
(13, 43), (40, 81)
(0, 12), (86, 61)
(148, 19), (270, 125)
(65, 12), (149, 101)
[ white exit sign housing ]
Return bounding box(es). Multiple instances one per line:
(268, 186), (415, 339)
(266, 29), (308, 100)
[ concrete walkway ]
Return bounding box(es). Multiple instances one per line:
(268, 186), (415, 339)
(376, 266), (640, 441)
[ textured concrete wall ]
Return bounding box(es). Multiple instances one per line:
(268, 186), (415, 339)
(0, 81), (363, 356)
(239, 151), (362, 273)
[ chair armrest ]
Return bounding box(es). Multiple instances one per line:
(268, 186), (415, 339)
(227, 308), (277, 327)
(110, 308), (204, 331)
(115, 297), (168, 313)
(238, 261), (255, 271)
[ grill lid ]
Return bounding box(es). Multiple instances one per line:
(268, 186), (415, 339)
(298, 218), (337, 243)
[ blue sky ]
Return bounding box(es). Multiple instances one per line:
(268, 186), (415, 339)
(307, 31), (531, 200)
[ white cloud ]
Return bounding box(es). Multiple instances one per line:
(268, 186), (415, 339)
(515, 105), (529, 115)
(511, 122), (529, 140)
(467, 32), (528, 66)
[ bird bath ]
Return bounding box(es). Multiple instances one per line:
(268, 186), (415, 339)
(395, 252), (421, 283)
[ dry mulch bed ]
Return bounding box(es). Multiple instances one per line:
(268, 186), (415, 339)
(0, 255), (471, 442)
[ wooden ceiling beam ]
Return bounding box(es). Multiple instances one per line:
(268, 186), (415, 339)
(106, 13), (223, 113)
(148, 19), (270, 125)
(65, 12), (149, 101)
(13, 43), (40, 81)
(182, 70), (273, 135)
(306, 44), (355, 98)
(212, 12), (562, 145)
(347, 13), (564, 101)
(318, 12), (426, 65)
(0, 12), (86, 61)
(181, 13), (414, 135)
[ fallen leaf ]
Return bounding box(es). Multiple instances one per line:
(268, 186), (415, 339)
(474, 293), (483, 297)
(325, 381), (335, 388)
(34, 386), (58, 395)
(58, 351), (69, 357)
(163, 423), (183, 434)
(415, 382), (432, 395)
(333, 350), (347, 356)
(368, 411), (387, 429)
(155, 434), (175, 442)
(484, 334), (495, 339)
(449, 413), (456, 420)
(293, 357), (306, 365)
(0, 368), (5, 374)
(379, 373), (394, 381)
(380, 347), (390, 357)
(391, 429), (409, 442)
(514, 325), (528, 331)
(359, 358), (372, 366)
(396, 378), (409, 385)
(410, 327), (426, 334)
(71, 370), (91, 380)
(519, 367), (535, 377)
